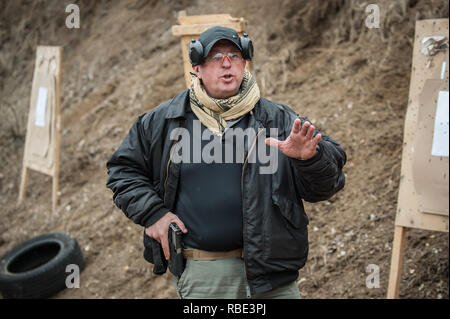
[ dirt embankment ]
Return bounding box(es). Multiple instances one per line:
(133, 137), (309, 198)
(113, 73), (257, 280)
(0, 0), (448, 299)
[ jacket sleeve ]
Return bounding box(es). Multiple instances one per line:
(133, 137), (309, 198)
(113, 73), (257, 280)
(106, 113), (170, 228)
(287, 115), (347, 203)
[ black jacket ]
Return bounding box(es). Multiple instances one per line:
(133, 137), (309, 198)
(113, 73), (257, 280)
(106, 89), (346, 295)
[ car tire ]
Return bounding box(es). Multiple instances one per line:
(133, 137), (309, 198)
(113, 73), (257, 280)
(0, 232), (85, 299)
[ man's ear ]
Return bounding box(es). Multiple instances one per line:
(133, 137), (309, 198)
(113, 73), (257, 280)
(192, 65), (201, 79)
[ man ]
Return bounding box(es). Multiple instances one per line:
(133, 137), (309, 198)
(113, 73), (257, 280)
(106, 26), (346, 299)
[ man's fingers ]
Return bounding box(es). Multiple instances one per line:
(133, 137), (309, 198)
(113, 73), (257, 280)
(314, 133), (322, 144)
(265, 137), (281, 149)
(306, 124), (315, 140)
(165, 211), (188, 233)
(161, 236), (170, 260)
(291, 118), (301, 135)
(300, 121), (311, 136)
(174, 218), (188, 234)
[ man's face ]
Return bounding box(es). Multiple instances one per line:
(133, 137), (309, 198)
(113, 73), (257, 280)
(193, 40), (247, 99)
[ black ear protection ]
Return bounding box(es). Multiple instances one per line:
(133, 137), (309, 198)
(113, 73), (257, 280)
(240, 33), (254, 61)
(189, 33), (254, 66)
(189, 39), (204, 66)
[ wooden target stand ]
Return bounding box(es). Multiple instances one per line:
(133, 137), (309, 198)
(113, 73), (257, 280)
(171, 11), (252, 89)
(387, 19), (449, 298)
(18, 46), (62, 212)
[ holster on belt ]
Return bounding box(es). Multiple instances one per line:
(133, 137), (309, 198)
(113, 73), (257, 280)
(143, 230), (168, 275)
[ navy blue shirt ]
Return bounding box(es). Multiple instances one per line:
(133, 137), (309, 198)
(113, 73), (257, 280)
(174, 105), (249, 251)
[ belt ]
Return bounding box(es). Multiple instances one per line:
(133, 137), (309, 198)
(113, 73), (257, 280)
(182, 248), (243, 261)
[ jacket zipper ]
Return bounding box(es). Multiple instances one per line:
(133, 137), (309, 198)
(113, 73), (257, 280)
(241, 128), (265, 298)
(163, 147), (175, 203)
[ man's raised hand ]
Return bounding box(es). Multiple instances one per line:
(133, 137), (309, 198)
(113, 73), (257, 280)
(265, 118), (321, 160)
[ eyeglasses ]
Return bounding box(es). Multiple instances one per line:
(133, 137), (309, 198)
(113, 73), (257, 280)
(206, 52), (243, 64)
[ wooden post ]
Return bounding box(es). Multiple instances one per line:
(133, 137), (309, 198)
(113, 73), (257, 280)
(52, 47), (62, 212)
(387, 226), (407, 298)
(18, 166), (29, 203)
(52, 170), (59, 212)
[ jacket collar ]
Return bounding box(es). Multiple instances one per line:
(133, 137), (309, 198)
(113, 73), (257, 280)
(166, 89), (190, 119)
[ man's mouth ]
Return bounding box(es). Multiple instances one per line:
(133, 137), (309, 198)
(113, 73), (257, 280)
(221, 74), (234, 82)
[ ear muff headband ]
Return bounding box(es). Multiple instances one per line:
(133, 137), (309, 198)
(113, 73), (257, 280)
(189, 33), (253, 66)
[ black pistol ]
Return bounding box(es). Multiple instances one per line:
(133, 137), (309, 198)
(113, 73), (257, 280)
(168, 223), (185, 277)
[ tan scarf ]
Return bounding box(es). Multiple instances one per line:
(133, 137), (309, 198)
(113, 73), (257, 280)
(189, 70), (260, 135)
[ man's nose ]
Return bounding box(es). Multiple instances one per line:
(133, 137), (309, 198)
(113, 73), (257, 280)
(221, 56), (232, 67)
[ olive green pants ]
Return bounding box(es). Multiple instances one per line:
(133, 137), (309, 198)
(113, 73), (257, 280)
(173, 257), (301, 299)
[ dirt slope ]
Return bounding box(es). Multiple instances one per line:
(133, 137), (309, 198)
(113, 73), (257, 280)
(0, 0), (448, 299)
